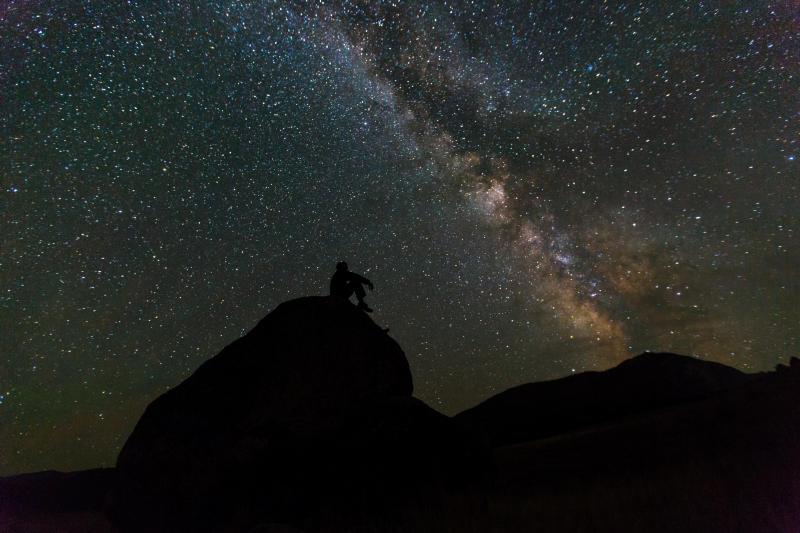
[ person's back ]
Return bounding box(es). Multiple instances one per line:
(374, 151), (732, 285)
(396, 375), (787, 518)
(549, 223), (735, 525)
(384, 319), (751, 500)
(329, 261), (374, 312)
(329, 268), (350, 298)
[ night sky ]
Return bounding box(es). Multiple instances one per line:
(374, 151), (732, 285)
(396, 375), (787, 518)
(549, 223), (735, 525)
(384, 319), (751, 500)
(2, 0), (798, 475)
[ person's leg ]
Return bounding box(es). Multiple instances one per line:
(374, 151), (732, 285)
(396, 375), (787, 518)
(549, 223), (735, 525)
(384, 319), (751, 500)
(349, 282), (372, 312)
(352, 283), (366, 302)
(343, 283), (357, 300)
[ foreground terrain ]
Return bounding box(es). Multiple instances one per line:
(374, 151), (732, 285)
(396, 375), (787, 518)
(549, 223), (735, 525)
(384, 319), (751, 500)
(2, 297), (798, 532)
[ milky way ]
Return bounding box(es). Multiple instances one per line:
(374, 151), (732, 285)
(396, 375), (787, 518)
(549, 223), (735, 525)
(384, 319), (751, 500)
(2, 0), (798, 474)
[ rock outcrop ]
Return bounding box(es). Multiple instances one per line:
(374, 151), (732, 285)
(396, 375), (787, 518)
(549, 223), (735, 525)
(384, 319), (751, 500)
(108, 296), (484, 531)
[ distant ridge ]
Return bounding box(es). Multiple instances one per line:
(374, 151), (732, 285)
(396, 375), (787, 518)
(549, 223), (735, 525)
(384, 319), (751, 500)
(455, 352), (759, 447)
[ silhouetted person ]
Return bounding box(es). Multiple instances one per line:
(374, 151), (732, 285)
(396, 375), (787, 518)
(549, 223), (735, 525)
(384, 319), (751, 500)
(330, 261), (374, 312)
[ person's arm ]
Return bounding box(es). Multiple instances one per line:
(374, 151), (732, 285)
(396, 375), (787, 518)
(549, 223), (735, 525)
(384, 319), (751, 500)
(350, 272), (374, 289)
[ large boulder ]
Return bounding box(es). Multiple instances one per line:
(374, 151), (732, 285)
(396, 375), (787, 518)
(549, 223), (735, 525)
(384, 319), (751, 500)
(108, 297), (483, 531)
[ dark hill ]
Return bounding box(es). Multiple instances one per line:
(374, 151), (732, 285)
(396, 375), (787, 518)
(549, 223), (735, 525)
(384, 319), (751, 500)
(487, 359), (800, 532)
(107, 296), (485, 532)
(455, 352), (759, 447)
(0, 468), (115, 532)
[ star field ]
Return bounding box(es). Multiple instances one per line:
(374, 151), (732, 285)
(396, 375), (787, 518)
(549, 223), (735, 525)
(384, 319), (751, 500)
(2, 0), (798, 474)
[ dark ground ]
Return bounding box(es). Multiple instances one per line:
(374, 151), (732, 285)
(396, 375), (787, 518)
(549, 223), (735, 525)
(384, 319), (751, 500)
(3, 367), (799, 532)
(3, 300), (799, 532)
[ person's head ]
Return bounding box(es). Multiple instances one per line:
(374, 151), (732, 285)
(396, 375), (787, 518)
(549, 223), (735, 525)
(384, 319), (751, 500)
(336, 261), (348, 272)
